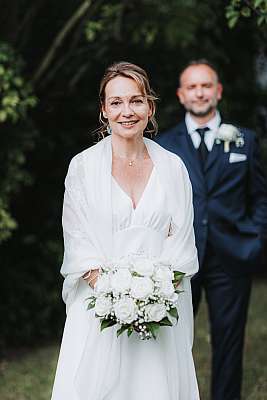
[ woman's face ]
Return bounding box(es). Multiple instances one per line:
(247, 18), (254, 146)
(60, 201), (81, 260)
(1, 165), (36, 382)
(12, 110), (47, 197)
(102, 76), (152, 140)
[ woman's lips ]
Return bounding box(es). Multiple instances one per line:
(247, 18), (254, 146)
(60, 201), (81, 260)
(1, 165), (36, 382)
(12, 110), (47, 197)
(119, 121), (138, 127)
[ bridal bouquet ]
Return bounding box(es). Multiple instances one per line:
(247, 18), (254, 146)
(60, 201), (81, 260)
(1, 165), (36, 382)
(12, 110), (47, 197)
(87, 257), (184, 340)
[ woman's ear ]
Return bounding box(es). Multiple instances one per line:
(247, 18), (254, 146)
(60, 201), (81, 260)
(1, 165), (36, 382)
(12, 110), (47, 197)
(148, 102), (153, 118)
(101, 103), (107, 119)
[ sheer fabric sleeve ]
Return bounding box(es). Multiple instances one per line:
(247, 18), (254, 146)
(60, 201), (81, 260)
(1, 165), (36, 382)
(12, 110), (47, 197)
(60, 156), (103, 309)
(161, 158), (199, 277)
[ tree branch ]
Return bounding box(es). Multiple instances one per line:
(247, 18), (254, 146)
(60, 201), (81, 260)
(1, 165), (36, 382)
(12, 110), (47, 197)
(32, 0), (92, 85)
(16, 0), (46, 50)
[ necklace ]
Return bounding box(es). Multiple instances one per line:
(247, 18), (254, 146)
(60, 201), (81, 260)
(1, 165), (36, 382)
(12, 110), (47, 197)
(113, 148), (147, 167)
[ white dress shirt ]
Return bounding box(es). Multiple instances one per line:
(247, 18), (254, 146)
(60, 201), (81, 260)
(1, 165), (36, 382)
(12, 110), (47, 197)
(185, 111), (221, 151)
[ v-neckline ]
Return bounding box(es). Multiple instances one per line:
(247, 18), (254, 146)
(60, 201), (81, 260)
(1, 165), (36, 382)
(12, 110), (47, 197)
(112, 167), (155, 211)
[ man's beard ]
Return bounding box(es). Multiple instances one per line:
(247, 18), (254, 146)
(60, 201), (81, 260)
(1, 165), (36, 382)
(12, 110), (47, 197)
(188, 104), (215, 117)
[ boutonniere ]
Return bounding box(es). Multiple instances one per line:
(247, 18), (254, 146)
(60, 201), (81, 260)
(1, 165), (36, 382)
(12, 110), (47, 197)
(215, 124), (245, 152)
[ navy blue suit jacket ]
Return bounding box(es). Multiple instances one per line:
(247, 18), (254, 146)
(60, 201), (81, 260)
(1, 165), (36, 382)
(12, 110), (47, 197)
(155, 121), (267, 275)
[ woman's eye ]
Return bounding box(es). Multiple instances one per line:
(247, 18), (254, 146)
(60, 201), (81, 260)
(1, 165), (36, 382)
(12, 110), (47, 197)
(110, 101), (121, 106)
(132, 99), (143, 104)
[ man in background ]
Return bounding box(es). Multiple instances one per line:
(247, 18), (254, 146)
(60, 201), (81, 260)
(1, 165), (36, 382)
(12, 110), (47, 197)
(155, 59), (267, 400)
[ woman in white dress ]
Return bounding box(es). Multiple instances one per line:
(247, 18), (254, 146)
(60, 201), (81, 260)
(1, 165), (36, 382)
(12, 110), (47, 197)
(51, 61), (200, 400)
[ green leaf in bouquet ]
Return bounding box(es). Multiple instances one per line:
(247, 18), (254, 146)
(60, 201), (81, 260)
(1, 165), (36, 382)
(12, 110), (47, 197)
(168, 307), (179, 322)
(146, 322), (160, 339)
(85, 296), (95, 301)
(117, 324), (131, 337)
(132, 272), (142, 277)
(127, 327), (134, 337)
(159, 317), (173, 327)
(87, 302), (95, 310)
(100, 318), (117, 332)
(173, 271), (185, 282)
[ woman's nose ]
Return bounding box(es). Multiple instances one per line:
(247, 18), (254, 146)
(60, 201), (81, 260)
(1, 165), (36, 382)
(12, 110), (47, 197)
(121, 102), (134, 116)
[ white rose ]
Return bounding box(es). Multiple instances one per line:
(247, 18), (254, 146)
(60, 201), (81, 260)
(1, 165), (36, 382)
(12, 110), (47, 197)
(217, 124), (239, 141)
(111, 269), (132, 294)
(116, 262), (132, 270)
(102, 261), (115, 271)
(154, 266), (173, 282)
(133, 259), (155, 277)
(113, 297), (137, 324)
(158, 280), (175, 299)
(130, 277), (154, 299)
(95, 296), (112, 316)
(145, 303), (167, 322)
(95, 273), (110, 294)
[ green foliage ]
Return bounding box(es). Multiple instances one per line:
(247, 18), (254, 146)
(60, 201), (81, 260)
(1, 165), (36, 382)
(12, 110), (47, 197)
(168, 306), (179, 321)
(116, 323), (131, 337)
(0, 42), (37, 243)
(0, 121), (36, 244)
(85, 3), (123, 42)
(226, 0), (267, 27)
(0, 42), (37, 123)
(0, 199), (17, 241)
(100, 318), (117, 331)
(146, 321), (160, 339)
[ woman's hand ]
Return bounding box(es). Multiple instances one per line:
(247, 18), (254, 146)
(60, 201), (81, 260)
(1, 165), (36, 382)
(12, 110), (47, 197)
(174, 281), (181, 289)
(83, 269), (100, 288)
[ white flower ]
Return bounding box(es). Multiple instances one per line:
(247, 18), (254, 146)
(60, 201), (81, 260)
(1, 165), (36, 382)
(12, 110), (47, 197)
(95, 273), (110, 294)
(216, 124), (243, 153)
(216, 124), (239, 142)
(111, 269), (132, 294)
(116, 262), (132, 269)
(153, 266), (174, 282)
(114, 297), (137, 324)
(131, 277), (154, 299)
(95, 296), (112, 316)
(158, 280), (175, 299)
(133, 259), (155, 277)
(145, 303), (167, 322)
(114, 256), (133, 270)
(101, 261), (115, 271)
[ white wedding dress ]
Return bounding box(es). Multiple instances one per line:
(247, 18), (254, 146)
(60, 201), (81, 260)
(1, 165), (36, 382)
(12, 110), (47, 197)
(51, 166), (199, 400)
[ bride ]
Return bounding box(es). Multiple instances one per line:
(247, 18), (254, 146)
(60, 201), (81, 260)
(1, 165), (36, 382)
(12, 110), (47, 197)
(51, 61), (200, 400)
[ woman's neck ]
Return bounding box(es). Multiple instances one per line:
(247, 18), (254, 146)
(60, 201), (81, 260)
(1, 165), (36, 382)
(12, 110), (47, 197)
(111, 134), (147, 159)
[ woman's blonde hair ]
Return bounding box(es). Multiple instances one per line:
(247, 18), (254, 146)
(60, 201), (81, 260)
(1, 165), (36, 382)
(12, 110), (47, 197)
(98, 61), (158, 137)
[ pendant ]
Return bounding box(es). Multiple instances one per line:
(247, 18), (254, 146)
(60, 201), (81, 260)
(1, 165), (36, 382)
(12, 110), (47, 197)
(128, 161), (134, 166)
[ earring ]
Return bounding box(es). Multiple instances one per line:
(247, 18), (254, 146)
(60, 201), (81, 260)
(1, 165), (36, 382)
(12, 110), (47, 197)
(107, 125), (112, 135)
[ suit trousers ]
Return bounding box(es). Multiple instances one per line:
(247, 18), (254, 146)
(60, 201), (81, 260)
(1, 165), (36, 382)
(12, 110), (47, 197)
(191, 244), (252, 400)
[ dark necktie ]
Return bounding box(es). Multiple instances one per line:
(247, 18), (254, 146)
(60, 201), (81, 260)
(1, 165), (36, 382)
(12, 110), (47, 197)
(196, 127), (210, 164)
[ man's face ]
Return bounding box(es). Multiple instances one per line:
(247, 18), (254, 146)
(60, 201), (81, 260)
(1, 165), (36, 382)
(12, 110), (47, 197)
(177, 64), (223, 118)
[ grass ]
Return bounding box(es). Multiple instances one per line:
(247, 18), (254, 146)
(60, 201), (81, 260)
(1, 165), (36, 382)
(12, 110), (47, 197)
(0, 280), (266, 399)
(193, 280), (267, 400)
(0, 346), (58, 400)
